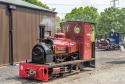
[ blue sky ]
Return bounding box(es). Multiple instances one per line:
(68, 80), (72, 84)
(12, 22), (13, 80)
(39, 0), (125, 18)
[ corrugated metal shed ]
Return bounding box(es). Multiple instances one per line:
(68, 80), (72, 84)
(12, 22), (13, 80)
(0, 0), (56, 13)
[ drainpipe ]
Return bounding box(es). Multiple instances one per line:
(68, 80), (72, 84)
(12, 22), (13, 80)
(8, 5), (16, 65)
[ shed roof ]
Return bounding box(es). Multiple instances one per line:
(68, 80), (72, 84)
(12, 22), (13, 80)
(0, 0), (56, 13)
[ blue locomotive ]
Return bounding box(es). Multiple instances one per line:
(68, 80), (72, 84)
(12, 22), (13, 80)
(97, 31), (121, 50)
(108, 32), (121, 45)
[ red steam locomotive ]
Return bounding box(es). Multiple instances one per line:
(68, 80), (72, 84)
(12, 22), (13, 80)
(19, 21), (95, 81)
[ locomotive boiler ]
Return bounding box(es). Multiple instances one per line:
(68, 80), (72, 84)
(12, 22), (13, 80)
(32, 25), (79, 64)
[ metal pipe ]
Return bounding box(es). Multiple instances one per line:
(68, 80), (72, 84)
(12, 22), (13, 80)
(8, 5), (16, 65)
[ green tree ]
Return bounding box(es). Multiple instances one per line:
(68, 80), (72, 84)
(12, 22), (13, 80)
(65, 6), (99, 23)
(97, 7), (125, 36)
(23, 0), (49, 9)
(56, 16), (62, 32)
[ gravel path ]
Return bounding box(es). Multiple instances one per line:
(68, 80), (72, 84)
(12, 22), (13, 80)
(0, 50), (125, 84)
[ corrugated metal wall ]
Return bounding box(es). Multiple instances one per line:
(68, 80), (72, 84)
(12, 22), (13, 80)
(0, 4), (9, 65)
(0, 4), (56, 65)
(12, 7), (40, 63)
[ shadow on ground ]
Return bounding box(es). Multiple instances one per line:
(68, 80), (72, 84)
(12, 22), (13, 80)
(107, 61), (125, 64)
(5, 76), (42, 84)
(96, 49), (119, 52)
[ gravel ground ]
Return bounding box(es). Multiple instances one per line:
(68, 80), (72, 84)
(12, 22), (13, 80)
(0, 50), (125, 84)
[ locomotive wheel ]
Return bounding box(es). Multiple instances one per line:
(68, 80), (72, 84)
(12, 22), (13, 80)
(71, 53), (79, 60)
(54, 56), (66, 63)
(32, 45), (45, 64)
(71, 64), (80, 72)
(71, 55), (78, 60)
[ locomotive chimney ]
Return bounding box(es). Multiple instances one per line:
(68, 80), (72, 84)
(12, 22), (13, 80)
(39, 24), (45, 42)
